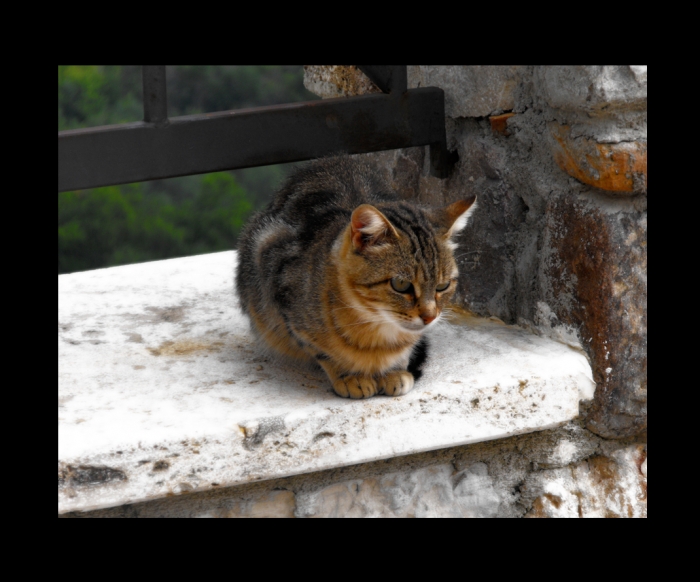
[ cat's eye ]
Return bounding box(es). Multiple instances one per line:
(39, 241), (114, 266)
(391, 276), (412, 293)
(436, 281), (451, 292)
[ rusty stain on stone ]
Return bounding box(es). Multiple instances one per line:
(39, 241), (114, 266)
(586, 455), (618, 498)
(543, 493), (562, 508)
(489, 112), (516, 136)
(545, 198), (647, 438)
(527, 494), (557, 518)
(550, 123), (647, 195)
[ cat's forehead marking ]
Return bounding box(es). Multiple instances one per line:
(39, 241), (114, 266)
(381, 205), (444, 282)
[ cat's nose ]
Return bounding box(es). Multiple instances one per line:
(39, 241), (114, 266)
(421, 314), (436, 325)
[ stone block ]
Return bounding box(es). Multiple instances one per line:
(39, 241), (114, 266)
(515, 423), (601, 469)
(303, 65), (380, 98)
(295, 462), (503, 518)
(549, 122), (647, 195)
(536, 65), (647, 114)
(542, 197), (647, 438)
(408, 66), (525, 118)
(205, 490), (295, 518)
(535, 65), (647, 144)
(296, 465), (458, 518)
(522, 443), (647, 518)
(61, 422), (645, 518)
(452, 462), (502, 517)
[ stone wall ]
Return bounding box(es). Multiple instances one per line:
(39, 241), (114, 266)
(62, 421), (646, 518)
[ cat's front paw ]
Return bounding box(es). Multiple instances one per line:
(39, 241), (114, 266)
(333, 375), (378, 399)
(378, 371), (414, 397)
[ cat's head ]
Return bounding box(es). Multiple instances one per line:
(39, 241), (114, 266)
(337, 196), (476, 333)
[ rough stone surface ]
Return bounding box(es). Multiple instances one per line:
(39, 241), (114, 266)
(536, 65), (647, 114)
(534, 65), (647, 145)
(535, 67), (648, 197)
(521, 441), (647, 518)
(549, 122), (647, 195)
(58, 251), (593, 514)
(304, 65), (647, 440)
(303, 65), (380, 99)
(542, 195), (647, 437)
(61, 422), (646, 518)
(408, 66), (525, 118)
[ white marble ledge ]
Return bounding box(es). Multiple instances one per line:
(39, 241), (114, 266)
(58, 251), (594, 514)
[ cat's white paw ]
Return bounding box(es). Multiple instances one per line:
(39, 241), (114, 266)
(333, 375), (378, 399)
(378, 371), (414, 397)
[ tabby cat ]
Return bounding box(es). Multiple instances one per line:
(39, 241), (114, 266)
(236, 157), (476, 399)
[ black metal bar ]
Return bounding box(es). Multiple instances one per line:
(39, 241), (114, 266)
(358, 66), (407, 94)
(59, 88), (446, 192)
(142, 65), (168, 126)
(423, 85), (455, 179)
(429, 140), (458, 179)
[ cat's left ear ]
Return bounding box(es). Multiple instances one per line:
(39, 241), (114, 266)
(351, 204), (399, 251)
(430, 196), (477, 242)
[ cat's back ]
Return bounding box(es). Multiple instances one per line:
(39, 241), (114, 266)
(268, 156), (396, 226)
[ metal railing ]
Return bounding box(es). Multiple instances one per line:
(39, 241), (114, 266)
(58, 66), (452, 193)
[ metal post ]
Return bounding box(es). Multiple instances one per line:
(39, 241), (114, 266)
(142, 65), (168, 127)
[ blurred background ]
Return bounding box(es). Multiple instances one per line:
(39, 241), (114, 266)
(58, 65), (319, 274)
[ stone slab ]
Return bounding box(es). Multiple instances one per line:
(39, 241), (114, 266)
(58, 251), (594, 513)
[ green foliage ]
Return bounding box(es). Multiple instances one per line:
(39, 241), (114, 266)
(166, 65), (313, 114)
(58, 65), (312, 131)
(58, 65), (142, 130)
(58, 66), (317, 274)
(58, 175), (252, 273)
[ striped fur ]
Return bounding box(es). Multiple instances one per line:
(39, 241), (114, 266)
(236, 157), (476, 399)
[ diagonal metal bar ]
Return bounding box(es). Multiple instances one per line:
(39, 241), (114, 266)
(59, 88), (446, 192)
(142, 65), (168, 126)
(358, 66), (407, 94)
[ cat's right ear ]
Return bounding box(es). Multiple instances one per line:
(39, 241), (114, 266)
(351, 204), (399, 251)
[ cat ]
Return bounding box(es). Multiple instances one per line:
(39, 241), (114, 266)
(236, 156), (476, 399)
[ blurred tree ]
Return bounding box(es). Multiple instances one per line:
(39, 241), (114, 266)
(58, 175), (253, 274)
(58, 65), (317, 274)
(58, 65), (142, 130)
(166, 65), (312, 113)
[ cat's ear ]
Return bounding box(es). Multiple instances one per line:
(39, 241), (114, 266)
(350, 204), (399, 251)
(431, 196), (477, 242)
